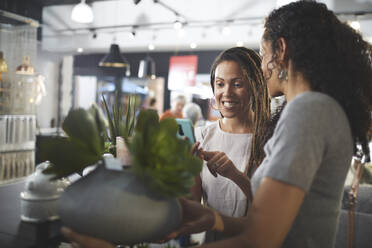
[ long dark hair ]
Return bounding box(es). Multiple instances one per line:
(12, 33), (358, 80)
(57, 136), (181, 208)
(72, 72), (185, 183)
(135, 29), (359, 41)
(263, 0), (372, 159)
(210, 47), (271, 176)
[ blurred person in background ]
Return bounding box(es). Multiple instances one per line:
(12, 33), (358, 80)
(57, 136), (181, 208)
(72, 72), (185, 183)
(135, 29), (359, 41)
(160, 95), (186, 121)
(182, 102), (205, 127)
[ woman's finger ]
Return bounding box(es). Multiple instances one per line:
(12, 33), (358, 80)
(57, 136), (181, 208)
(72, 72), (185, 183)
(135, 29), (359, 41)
(206, 152), (225, 169)
(191, 142), (200, 154)
(202, 151), (217, 161)
(215, 159), (231, 174)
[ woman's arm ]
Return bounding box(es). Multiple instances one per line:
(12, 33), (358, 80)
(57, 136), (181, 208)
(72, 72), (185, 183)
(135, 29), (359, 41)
(229, 171), (253, 204)
(199, 177), (305, 248)
(190, 175), (202, 202)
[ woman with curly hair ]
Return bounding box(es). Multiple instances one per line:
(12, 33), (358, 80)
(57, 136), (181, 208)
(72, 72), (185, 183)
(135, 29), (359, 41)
(191, 46), (270, 242)
(170, 1), (371, 247)
(61, 1), (372, 247)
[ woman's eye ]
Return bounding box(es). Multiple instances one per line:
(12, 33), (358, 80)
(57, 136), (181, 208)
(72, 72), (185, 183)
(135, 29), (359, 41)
(234, 82), (242, 87)
(216, 82), (224, 87)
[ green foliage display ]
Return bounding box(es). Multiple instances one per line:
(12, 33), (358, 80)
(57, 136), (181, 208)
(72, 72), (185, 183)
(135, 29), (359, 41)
(129, 110), (202, 198)
(41, 104), (202, 198)
(102, 93), (138, 156)
(41, 105), (107, 179)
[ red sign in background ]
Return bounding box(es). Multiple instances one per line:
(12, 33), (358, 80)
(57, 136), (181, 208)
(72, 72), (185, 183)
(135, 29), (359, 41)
(167, 55), (198, 90)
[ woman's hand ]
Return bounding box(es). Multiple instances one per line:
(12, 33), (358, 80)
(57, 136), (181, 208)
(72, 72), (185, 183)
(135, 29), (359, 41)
(202, 151), (240, 180)
(162, 198), (215, 242)
(61, 227), (115, 248)
(191, 141), (204, 160)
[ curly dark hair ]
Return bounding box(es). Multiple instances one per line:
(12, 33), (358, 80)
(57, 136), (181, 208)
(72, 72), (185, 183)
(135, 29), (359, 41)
(263, 0), (372, 160)
(210, 47), (271, 177)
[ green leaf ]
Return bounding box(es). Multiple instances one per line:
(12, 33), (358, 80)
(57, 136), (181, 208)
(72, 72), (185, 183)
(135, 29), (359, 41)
(89, 103), (108, 151)
(62, 108), (103, 156)
(135, 109), (159, 133)
(102, 94), (116, 144)
(130, 110), (202, 198)
(40, 136), (101, 179)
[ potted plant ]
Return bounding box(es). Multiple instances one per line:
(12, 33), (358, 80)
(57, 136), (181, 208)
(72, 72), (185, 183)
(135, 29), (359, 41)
(40, 102), (202, 245)
(101, 92), (138, 157)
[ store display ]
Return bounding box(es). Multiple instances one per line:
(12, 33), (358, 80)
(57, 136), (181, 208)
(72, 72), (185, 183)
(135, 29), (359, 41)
(0, 24), (37, 184)
(0, 51), (8, 80)
(12, 56), (37, 115)
(0, 51), (9, 114)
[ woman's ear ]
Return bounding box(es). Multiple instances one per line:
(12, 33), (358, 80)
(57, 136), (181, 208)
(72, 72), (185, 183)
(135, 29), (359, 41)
(277, 37), (287, 63)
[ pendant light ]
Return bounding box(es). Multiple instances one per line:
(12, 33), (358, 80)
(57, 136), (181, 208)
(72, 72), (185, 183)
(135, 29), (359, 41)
(138, 55), (156, 79)
(99, 44), (131, 76)
(71, 0), (94, 24)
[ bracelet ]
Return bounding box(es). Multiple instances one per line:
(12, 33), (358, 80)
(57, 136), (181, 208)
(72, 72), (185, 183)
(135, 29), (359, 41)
(211, 209), (224, 232)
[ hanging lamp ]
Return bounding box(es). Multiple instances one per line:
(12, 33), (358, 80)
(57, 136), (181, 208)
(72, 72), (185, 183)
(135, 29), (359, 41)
(99, 44), (130, 68)
(138, 55), (156, 79)
(71, 0), (94, 24)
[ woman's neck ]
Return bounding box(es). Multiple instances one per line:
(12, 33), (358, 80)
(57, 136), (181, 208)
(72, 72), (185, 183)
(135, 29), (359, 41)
(283, 64), (312, 102)
(219, 116), (252, 133)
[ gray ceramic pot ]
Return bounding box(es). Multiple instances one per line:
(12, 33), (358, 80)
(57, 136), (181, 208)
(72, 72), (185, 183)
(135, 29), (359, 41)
(58, 157), (182, 245)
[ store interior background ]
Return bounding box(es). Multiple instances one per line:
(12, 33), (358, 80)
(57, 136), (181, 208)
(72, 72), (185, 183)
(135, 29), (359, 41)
(1, 0), (372, 133)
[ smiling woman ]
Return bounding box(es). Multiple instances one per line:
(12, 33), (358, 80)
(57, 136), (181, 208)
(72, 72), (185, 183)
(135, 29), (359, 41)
(190, 47), (271, 242)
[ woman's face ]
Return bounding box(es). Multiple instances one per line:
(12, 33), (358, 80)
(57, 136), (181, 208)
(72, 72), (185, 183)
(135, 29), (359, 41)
(213, 60), (250, 119)
(260, 39), (283, 97)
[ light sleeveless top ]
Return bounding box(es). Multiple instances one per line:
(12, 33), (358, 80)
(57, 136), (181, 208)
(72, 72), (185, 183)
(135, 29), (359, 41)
(195, 121), (252, 217)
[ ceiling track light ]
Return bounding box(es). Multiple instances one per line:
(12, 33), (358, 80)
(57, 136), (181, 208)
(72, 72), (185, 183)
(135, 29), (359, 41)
(173, 19), (183, 30)
(71, 0), (94, 24)
(222, 25), (231, 36)
(129, 30), (136, 39)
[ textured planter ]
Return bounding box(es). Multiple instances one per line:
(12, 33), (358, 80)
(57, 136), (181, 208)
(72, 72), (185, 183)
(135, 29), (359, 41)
(58, 157), (182, 245)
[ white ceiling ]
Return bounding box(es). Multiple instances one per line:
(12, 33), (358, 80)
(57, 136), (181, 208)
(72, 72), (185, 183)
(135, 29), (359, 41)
(42, 0), (372, 54)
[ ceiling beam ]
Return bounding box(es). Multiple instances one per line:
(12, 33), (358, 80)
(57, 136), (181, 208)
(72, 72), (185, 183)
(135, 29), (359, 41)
(39, 0), (113, 7)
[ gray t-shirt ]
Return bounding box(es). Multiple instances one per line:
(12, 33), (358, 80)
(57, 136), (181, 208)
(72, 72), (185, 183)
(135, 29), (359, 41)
(251, 92), (353, 248)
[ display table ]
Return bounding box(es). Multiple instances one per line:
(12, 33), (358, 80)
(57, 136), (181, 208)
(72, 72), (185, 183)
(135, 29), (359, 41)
(0, 180), (65, 248)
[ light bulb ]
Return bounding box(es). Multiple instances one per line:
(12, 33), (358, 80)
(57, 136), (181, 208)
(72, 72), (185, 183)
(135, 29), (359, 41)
(174, 20), (183, 30)
(148, 43), (155, 51)
(222, 26), (231, 36)
(71, 0), (94, 24)
(236, 41), (244, 47)
(349, 21), (360, 31)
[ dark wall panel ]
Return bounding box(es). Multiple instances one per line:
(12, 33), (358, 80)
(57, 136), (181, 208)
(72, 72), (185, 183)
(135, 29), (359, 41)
(74, 50), (223, 109)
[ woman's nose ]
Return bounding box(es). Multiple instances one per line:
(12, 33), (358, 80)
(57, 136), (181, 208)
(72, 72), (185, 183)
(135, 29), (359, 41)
(224, 84), (233, 95)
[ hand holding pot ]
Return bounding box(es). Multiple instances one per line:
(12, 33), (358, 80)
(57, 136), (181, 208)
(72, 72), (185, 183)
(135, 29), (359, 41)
(164, 198), (215, 241)
(61, 227), (115, 248)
